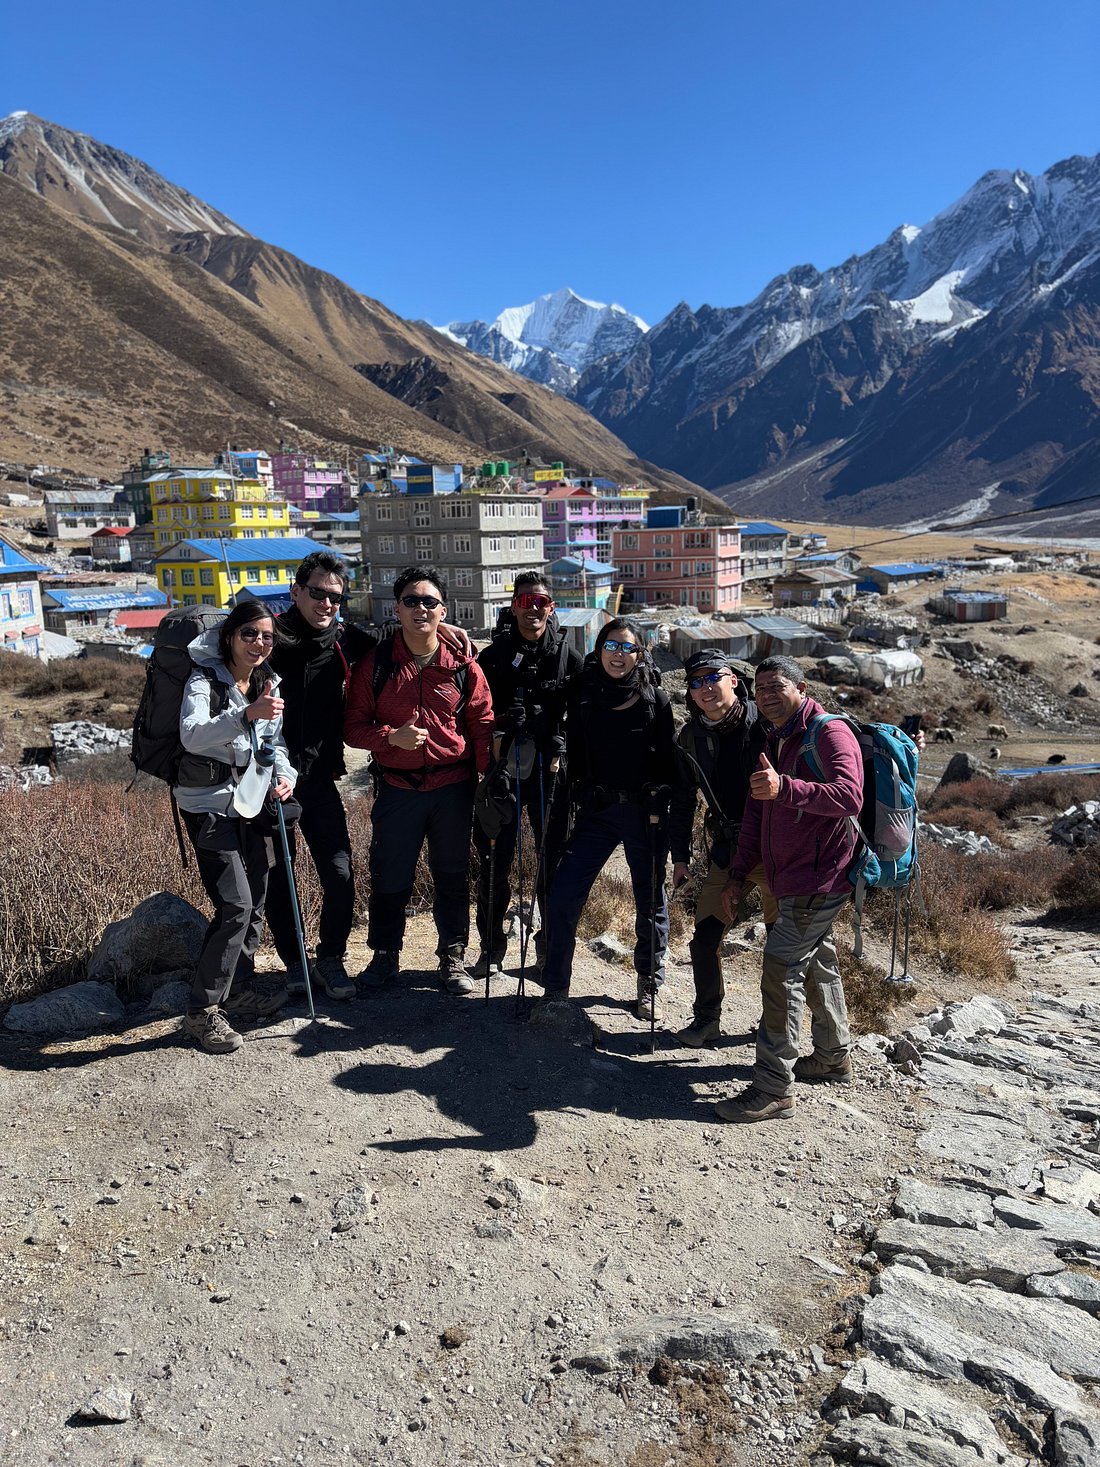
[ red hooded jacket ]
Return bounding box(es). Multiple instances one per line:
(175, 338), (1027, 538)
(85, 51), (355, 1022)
(345, 633), (493, 791)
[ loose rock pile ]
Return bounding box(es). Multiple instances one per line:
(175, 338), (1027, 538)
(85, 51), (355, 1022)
(918, 821), (998, 857)
(815, 989), (1100, 1466)
(50, 720), (129, 763)
(0, 762), (52, 792)
(1051, 802), (1100, 850)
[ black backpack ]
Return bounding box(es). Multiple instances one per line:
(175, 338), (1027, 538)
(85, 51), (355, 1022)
(131, 606), (231, 788)
(370, 632), (470, 714)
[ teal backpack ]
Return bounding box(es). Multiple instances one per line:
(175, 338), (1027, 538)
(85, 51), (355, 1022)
(799, 715), (921, 963)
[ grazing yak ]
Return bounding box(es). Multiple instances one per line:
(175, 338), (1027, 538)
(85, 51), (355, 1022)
(934, 727), (956, 743)
(1047, 753), (1067, 765)
(987, 723), (1008, 739)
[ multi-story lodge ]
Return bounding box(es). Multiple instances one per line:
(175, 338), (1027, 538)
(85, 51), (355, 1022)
(612, 506), (742, 613)
(360, 491), (544, 631)
(146, 470), (290, 550)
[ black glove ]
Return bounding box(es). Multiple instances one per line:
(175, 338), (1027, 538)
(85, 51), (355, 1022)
(497, 702), (527, 738)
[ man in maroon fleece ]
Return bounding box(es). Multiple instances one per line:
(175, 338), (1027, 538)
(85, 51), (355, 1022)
(716, 655), (862, 1123)
(345, 566), (493, 995)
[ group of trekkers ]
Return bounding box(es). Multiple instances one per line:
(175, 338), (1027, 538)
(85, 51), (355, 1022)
(173, 550), (874, 1125)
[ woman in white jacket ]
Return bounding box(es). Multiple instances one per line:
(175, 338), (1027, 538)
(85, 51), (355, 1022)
(175, 600), (297, 1054)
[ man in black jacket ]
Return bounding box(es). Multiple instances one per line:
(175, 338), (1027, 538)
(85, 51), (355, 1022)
(472, 572), (582, 977)
(266, 551), (374, 999)
(669, 649), (777, 1047)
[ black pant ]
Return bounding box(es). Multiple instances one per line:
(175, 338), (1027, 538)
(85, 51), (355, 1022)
(182, 810), (271, 1013)
(368, 779), (474, 957)
(265, 773), (354, 965)
(472, 765), (567, 954)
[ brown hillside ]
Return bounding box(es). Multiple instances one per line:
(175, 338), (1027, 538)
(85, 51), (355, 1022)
(0, 176), (483, 475)
(171, 232), (710, 502)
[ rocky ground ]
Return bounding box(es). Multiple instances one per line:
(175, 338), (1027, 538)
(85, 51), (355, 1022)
(2, 905), (1098, 1467)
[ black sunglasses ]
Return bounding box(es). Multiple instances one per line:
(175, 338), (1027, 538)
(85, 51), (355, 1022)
(303, 585), (347, 607)
(689, 671), (730, 690)
(399, 594), (443, 610)
(602, 639), (640, 655)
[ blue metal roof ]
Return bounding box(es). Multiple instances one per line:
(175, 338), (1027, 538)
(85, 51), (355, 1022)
(555, 607), (611, 625)
(158, 537), (325, 563)
(45, 587), (169, 613)
(549, 555), (616, 575)
(796, 552), (846, 564)
(738, 522), (788, 537)
(949, 590), (1007, 603)
(230, 586), (295, 612)
(743, 615), (810, 631)
(868, 562), (943, 576)
(0, 538), (47, 574)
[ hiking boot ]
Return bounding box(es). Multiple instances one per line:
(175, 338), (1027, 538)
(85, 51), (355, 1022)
(471, 948), (506, 980)
(358, 950), (400, 988)
(182, 1008), (243, 1055)
(714, 1084), (794, 1124)
(675, 1018), (721, 1048)
(222, 985), (288, 1020)
(315, 956), (356, 1000)
(794, 1052), (853, 1085)
(285, 960), (315, 995)
(439, 949), (474, 996)
(634, 982), (660, 1023)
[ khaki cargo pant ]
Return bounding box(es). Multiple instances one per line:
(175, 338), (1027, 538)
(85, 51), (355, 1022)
(688, 862), (778, 1025)
(755, 892), (851, 1098)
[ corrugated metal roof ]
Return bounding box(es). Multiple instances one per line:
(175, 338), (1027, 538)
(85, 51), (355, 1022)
(91, 527), (130, 537)
(156, 537), (324, 563)
(868, 562), (942, 575)
(554, 607), (611, 626)
(949, 591), (1008, 603)
(0, 536), (47, 574)
(145, 469), (236, 483)
(114, 608), (171, 630)
(743, 615), (812, 631)
(45, 587), (169, 613)
(738, 522), (788, 536)
(549, 555), (616, 574)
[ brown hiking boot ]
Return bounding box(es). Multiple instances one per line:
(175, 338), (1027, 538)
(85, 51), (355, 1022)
(182, 1008), (243, 1054)
(714, 1084), (793, 1124)
(794, 1052), (853, 1085)
(675, 1018), (721, 1048)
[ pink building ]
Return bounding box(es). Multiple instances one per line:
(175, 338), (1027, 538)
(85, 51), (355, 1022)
(272, 455), (351, 515)
(612, 510), (741, 613)
(540, 482), (648, 565)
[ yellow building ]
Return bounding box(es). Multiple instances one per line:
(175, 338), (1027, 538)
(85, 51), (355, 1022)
(153, 537), (324, 607)
(148, 470), (291, 551)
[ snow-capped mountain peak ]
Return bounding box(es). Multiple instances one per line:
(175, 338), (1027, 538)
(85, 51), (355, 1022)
(440, 287), (648, 392)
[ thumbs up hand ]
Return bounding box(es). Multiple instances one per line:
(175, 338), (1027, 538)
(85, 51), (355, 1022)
(749, 750), (782, 802)
(388, 716), (429, 750)
(247, 678), (284, 722)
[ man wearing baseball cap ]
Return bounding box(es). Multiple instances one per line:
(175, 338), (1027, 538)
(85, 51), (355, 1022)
(668, 649), (778, 1047)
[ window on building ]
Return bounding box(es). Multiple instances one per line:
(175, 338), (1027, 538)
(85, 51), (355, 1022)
(654, 561), (672, 574)
(266, 567), (280, 582)
(163, 569), (175, 585)
(523, 536), (538, 552)
(457, 601), (476, 622)
(618, 563), (634, 578)
(239, 506), (254, 519)
(413, 508), (431, 528)
(439, 500), (471, 520)
(621, 534), (638, 548)
(453, 535), (472, 554)
(376, 535), (395, 554)
(453, 568), (473, 588)
(483, 501), (502, 519)
(698, 589), (712, 605)
(375, 505), (393, 522)
(414, 535), (433, 555)
(508, 536), (517, 552)
(201, 595), (216, 605)
(246, 568), (261, 583)
(439, 536), (448, 555)
(218, 505), (231, 520)
(654, 534), (672, 544)
(488, 569), (504, 588)
(487, 537), (501, 553)
(181, 569), (196, 586)
(182, 594), (196, 606)
(257, 505), (268, 519)
(199, 568), (214, 585)
(695, 562), (712, 575)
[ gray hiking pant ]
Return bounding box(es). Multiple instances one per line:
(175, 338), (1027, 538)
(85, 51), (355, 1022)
(755, 892), (851, 1097)
(182, 810), (270, 1013)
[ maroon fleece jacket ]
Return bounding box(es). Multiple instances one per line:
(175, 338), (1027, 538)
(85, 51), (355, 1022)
(732, 696), (862, 898)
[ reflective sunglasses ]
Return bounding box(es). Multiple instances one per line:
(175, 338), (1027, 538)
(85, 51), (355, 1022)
(399, 594), (443, 610)
(513, 592), (554, 612)
(238, 627), (275, 645)
(689, 670), (730, 690)
(602, 639), (640, 655)
(303, 585), (347, 607)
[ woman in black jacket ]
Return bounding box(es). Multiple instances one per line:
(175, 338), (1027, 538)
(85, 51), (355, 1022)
(538, 619), (680, 1021)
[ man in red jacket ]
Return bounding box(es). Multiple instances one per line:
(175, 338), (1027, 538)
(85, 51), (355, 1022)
(345, 566), (493, 994)
(716, 656), (863, 1123)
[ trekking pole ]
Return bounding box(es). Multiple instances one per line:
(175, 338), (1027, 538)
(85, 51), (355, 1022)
(514, 740), (527, 1010)
(251, 727), (316, 1021)
(888, 891), (901, 980)
(645, 785), (670, 1056)
(484, 837), (496, 1006)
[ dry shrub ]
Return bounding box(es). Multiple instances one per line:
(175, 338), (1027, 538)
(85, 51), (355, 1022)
(21, 657), (147, 703)
(1052, 846), (1100, 919)
(972, 690), (998, 715)
(899, 845), (1016, 987)
(835, 938), (909, 1034)
(947, 845), (1069, 910)
(1001, 773), (1100, 817)
(924, 805), (1005, 843)
(924, 777), (1008, 817)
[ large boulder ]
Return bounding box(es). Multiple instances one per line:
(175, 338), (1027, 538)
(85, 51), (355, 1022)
(87, 892), (205, 996)
(937, 751), (997, 788)
(4, 981), (125, 1036)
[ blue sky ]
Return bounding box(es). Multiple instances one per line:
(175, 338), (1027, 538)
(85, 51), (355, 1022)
(3, 0), (1097, 328)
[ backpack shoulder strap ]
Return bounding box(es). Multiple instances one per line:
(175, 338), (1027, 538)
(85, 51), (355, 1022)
(334, 633), (351, 691)
(453, 663), (469, 717)
(371, 634), (395, 704)
(798, 712), (839, 780)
